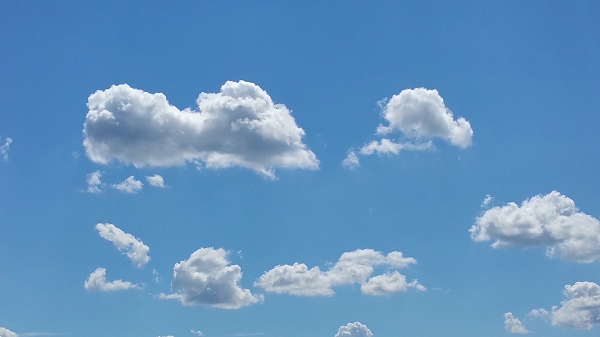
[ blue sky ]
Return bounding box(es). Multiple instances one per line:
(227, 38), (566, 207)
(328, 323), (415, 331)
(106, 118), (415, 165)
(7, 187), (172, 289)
(1, 1), (600, 337)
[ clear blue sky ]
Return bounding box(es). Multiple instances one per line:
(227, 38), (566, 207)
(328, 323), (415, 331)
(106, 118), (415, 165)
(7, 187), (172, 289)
(1, 1), (599, 337)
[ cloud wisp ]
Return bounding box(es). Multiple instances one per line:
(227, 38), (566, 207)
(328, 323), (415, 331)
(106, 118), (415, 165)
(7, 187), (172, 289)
(84, 267), (138, 291)
(0, 136), (12, 161)
(86, 170), (105, 193)
(504, 312), (529, 333)
(334, 322), (373, 337)
(95, 223), (150, 268)
(83, 81), (319, 179)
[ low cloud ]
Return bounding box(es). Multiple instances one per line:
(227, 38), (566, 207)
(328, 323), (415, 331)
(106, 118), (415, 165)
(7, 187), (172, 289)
(84, 267), (138, 291)
(112, 176), (143, 194)
(0, 327), (17, 337)
(470, 191), (600, 263)
(255, 249), (424, 296)
(0, 136), (12, 161)
(86, 170), (105, 193)
(95, 223), (150, 268)
(504, 312), (529, 333)
(83, 81), (319, 179)
(161, 247), (263, 309)
(146, 174), (165, 187)
(334, 322), (373, 337)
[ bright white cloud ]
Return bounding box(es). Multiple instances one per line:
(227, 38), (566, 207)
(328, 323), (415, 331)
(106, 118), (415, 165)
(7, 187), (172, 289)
(470, 191), (600, 263)
(255, 249), (422, 296)
(359, 139), (433, 155)
(481, 194), (493, 208)
(95, 223), (150, 268)
(549, 281), (600, 329)
(85, 170), (104, 193)
(341, 150), (360, 169)
(0, 327), (17, 337)
(112, 176), (143, 193)
(83, 81), (319, 179)
(146, 174), (165, 187)
(161, 247), (263, 309)
(504, 312), (529, 333)
(0, 137), (12, 161)
(334, 322), (373, 337)
(84, 267), (138, 291)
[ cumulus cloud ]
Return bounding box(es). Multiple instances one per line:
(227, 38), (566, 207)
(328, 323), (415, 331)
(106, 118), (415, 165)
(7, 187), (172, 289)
(86, 170), (105, 193)
(146, 174), (165, 187)
(0, 136), (12, 161)
(0, 327), (17, 337)
(255, 249), (423, 296)
(83, 81), (319, 179)
(84, 267), (138, 291)
(112, 176), (143, 193)
(342, 150), (360, 169)
(161, 247), (263, 309)
(504, 312), (529, 333)
(95, 223), (150, 268)
(470, 191), (600, 263)
(334, 322), (373, 337)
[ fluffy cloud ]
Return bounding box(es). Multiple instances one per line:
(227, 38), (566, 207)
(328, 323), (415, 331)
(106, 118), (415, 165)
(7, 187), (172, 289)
(86, 170), (104, 193)
(255, 249), (423, 296)
(0, 327), (17, 337)
(470, 191), (600, 263)
(343, 88), (472, 168)
(504, 312), (529, 333)
(84, 267), (138, 291)
(83, 81), (319, 179)
(334, 322), (373, 337)
(161, 247), (262, 309)
(95, 223), (150, 268)
(112, 176), (143, 193)
(341, 150), (360, 169)
(0, 136), (12, 161)
(146, 174), (165, 187)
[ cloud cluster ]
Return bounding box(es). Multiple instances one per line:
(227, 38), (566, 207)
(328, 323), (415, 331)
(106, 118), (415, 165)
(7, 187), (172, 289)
(334, 322), (373, 337)
(255, 249), (424, 296)
(343, 88), (472, 168)
(470, 191), (600, 263)
(504, 312), (528, 333)
(84, 267), (138, 291)
(83, 81), (319, 179)
(0, 136), (12, 161)
(95, 223), (150, 268)
(161, 247), (263, 309)
(112, 176), (143, 194)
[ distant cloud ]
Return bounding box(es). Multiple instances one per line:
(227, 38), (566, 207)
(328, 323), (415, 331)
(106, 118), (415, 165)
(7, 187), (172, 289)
(161, 247), (263, 309)
(334, 322), (373, 337)
(0, 136), (12, 161)
(95, 223), (150, 268)
(504, 312), (529, 333)
(470, 191), (600, 263)
(0, 327), (17, 337)
(255, 249), (424, 296)
(481, 194), (493, 208)
(84, 267), (138, 291)
(342, 150), (360, 169)
(112, 176), (143, 193)
(146, 174), (165, 187)
(343, 88), (472, 168)
(86, 170), (105, 193)
(83, 81), (319, 179)
(190, 330), (203, 336)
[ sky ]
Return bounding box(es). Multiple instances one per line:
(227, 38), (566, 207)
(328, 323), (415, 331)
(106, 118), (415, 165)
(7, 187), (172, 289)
(1, 1), (600, 337)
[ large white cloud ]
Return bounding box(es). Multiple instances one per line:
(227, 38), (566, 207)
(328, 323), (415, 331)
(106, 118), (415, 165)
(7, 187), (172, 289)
(84, 267), (138, 291)
(0, 136), (12, 161)
(470, 191), (600, 263)
(334, 322), (373, 337)
(504, 312), (529, 333)
(343, 88), (472, 168)
(0, 327), (17, 337)
(95, 223), (150, 268)
(161, 247), (263, 309)
(83, 81), (319, 179)
(255, 249), (424, 296)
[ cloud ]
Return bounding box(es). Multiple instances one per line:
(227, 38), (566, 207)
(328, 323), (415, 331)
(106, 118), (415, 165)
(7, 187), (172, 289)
(161, 247), (263, 309)
(190, 330), (203, 336)
(334, 322), (373, 337)
(342, 150), (360, 169)
(255, 249), (423, 296)
(359, 139), (433, 155)
(95, 223), (150, 268)
(0, 327), (17, 337)
(86, 170), (105, 193)
(84, 267), (138, 291)
(83, 81), (319, 179)
(146, 174), (165, 187)
(481, 194), (493, 208)
(0, 137), (12, 161)
(112, 176), (143, 193)
(470, 191), (600, 263)
(504, 312), (529, 333)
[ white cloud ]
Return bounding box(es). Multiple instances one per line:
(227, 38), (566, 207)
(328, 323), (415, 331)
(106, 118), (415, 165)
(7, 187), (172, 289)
(0, 137), (12, 161)
(255, 249), (422, 296)
(470, 191), (600, 263)
(0, 327), (17, 337)
(359, 139), (433, 155)
(84, 267), (138, 291)
(341, 150), (360, 169)
(146, 174), (165, 187)
(83, 81), (319, 179)
(334, 322), (373, 337)
(161, 247), (263, 309)
(544, 281), (600, 329)
(112, 176), (143, 193)
(86, 170), (104, 193)
(361, 271), (425, 295)
(95, 223), (150, 268)
(504, 312), (529, 333)
(190, 330), (203, 336)
(481, 194), (493, 208)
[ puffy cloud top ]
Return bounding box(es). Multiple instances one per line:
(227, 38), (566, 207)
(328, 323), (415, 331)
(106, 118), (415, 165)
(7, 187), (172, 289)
(83, 81), (319, 179)
(84, 267), (138, 291)
(470, 191), (600, 263)
(95, 223), (150, 268)
(552, 281), (600, 329)
(0, 327), (17, 337)
(504, 312), (529, 333)
(334, 322), (373, 337)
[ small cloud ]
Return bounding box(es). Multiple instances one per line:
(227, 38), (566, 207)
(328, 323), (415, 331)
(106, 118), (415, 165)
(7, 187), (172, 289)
(0, 326), (17, 337)
(190, 330), (203, 336)
(86, 170), (105, 193)
(95, 223), (150, 268)
(481, 194), (493, 208)
(146, 174), (166, 188)
(1, 136), (12, 161)
(84, 267), (138, 291)
(152, 269), (160, 283)
(504, 312), (529, 333)
(342, 150), (360, 169)
(112, 176), (143, 193)
(335, 322), (373, 337)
